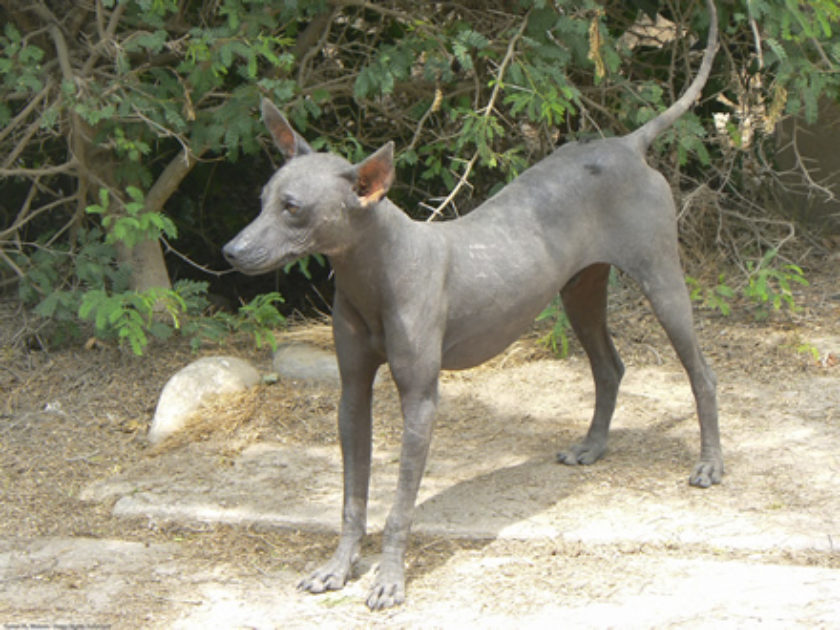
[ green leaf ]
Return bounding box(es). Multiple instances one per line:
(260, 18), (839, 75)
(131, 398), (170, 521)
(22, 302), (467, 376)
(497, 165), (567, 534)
(149, 320), (174, 339)
(126, 29), (168, 54)
(35, 292), (60, 318)
(126, 186), (145, 203)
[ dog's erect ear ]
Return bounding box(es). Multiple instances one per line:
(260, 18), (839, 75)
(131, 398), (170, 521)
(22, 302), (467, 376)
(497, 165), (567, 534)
(261, 98), (313, 160)
(342, 142), (395, 208)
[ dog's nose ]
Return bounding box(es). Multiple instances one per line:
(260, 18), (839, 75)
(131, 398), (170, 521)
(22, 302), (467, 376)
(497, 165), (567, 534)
(222, 241), (240, 265)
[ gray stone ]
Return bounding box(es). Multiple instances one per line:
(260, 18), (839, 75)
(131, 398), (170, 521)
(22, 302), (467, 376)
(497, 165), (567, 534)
(272, 342), (340, 384)
(148, 355), (260, 444)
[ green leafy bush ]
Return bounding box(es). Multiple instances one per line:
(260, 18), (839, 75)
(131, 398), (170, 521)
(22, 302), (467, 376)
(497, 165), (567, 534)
(86, 188), (177, 249)
(536, 296), (572, 358)
(2, 0), (838, 359)
(743, 249), (809, 319)
(686, 250), (808, 320)
(15, 235), (285, 355)
(182, 289), (287, 353)
(75, 281), (287, 356)
(78, 287), (183, 355)
(686, 274), (736, 316)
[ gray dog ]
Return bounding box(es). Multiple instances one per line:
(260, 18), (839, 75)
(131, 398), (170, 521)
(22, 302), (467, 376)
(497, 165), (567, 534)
(224, 0), (721, 610)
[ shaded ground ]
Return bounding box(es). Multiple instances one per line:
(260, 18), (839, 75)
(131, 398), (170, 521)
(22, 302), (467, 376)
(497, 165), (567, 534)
(1, 270), (838, 628)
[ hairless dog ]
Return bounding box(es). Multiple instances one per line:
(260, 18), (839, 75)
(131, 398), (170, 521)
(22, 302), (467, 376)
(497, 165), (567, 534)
(224, 0), (721, 610)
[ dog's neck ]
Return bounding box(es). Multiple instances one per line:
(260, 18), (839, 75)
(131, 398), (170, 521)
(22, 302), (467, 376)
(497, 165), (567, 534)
(329, 198), (422, 301)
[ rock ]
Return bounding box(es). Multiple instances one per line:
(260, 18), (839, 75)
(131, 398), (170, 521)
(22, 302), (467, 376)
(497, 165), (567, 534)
(148, 356), (260, 444)
(272, 342), (340, 384)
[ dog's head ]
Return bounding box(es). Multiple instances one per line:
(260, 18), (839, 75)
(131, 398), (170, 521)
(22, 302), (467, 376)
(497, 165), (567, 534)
(223, 99), (395, 274)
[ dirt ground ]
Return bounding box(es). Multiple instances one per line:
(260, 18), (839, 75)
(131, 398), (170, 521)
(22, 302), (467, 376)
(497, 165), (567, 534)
(1, 268), (839, 628)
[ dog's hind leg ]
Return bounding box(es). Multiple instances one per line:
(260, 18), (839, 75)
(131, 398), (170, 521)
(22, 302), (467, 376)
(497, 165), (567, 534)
(557, 263), (625, 466)
(633, 258), (723, 487)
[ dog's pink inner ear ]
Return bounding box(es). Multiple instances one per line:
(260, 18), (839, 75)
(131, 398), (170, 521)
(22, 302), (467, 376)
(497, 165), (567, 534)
(267, 119), (298, 158)
(261, 99), (311, 159)
(353, 142), (395, 207)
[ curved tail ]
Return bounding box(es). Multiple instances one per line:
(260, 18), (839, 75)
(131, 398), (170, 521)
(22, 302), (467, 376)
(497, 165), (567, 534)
(626, 0), (718, 152)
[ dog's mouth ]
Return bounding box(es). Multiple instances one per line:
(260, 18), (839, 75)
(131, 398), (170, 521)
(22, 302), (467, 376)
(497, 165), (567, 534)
(232, 255), (303, 276)
(223, 244), (303, 276)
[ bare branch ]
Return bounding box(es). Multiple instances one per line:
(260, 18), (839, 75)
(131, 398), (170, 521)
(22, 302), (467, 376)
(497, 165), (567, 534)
(2, 115), (45, 170)
(0, 194), (78, 239)
(406, 87), (443, 153)
(330, 0), (412, 21)
(0, 81), (52, 146)
(426, 13), (530, 221)
(0, 248), (25, 279)
(297, 9), (339, 85)
(749, 13), (764, 70)
(128, 104), (192, 157)
(145, 147), (203, 215)
(81, 0), (127, 76)
(161, 236), (233, 277)
(789, 123), (836, 201)
(0, 160), (77, 177)
(47, 22), (75, 85)
(2, 178), (38, 238)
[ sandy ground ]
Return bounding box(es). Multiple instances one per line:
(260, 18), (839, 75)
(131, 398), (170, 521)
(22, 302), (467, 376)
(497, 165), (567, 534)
(1, 270), (838, 628)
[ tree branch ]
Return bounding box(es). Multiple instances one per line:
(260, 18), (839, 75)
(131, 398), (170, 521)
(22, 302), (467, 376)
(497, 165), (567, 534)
(0, 161), (77, 177)
(160, 236), (232, 277)
(144, 147), (203, 215)
(0, 193), (78, 239)
(0, 81), (52, 146)
(46, 22), (75, 85)
(2, 116), (45, 170)
(330, 0), (413, 21)
(406, 87), (443, 153)
(426, 12), (529, 221)
(297, 8), (339, 85)
(788, 123), (836, 201)
(81, 0), (127, 76)
(0, 248), (25, 279)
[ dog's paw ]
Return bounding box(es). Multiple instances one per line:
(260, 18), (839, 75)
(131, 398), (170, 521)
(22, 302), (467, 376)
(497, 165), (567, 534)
(689, 458), (724, 488)
(366, 562), (405, 610)
(556, 439), (606, 466)
(298, 561), (350, 594)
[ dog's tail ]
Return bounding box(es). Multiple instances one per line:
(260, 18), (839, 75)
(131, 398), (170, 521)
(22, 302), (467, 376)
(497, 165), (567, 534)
(626, 0), (718, 153)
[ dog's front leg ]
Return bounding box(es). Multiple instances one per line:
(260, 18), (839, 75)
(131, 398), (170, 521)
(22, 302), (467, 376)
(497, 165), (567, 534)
(367, 365), (440, 610)
(299, 304), (379, 594)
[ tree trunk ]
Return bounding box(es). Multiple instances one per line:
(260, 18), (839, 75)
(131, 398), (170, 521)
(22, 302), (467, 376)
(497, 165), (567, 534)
(122, 147), (202, 292)
(122, 239), (172, 292)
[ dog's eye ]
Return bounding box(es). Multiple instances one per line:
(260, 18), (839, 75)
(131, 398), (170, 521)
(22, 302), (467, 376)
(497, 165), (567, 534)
(283, 200), (300, 215)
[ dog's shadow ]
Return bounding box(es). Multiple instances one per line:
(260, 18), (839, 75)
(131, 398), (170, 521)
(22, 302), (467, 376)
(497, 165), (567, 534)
(359, 390), (697, 589)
